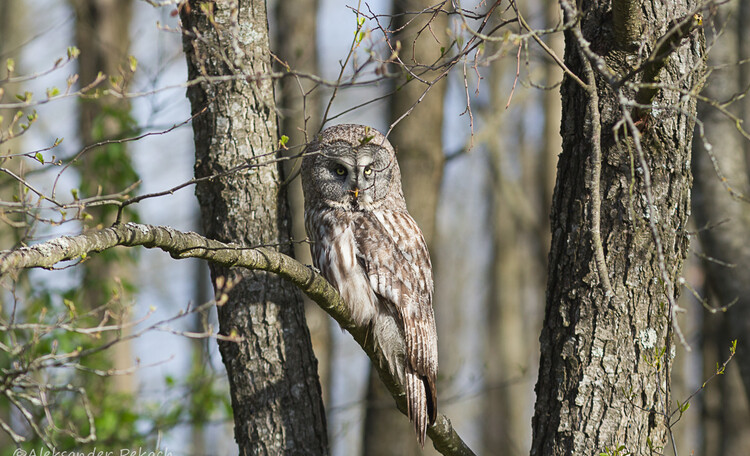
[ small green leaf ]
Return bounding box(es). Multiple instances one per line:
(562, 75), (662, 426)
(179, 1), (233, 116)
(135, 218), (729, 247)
(357, 16), (365, 27)
(46, 86), (60, 98)
(128, 55), (138, 72)
(279, 134), (289, 147)
(63, 298), (77, 317)
(53, 137), (64, 146)
(15, 91), (32, 102)
(67, 46), (80, 59)
(680, 401), (690, 412)
(71, 188), (79, 200)
(35, 152), (44, 164)
(6, 58), (15, 73)
(27, 111), (37, 122)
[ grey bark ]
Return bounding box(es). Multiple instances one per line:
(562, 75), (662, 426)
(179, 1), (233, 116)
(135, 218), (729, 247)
(363, 2), (448, 454)
(531, 0), (705, 454)
(180, 1), (328, 453)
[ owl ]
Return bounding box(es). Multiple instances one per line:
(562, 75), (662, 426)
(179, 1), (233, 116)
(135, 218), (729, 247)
(301, 124), (438, 446)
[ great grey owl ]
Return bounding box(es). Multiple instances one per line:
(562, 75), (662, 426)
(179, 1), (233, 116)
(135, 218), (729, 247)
(301, 124), (438, 446)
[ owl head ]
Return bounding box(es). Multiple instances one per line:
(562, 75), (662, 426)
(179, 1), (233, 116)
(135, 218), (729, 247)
(301, 124), (406, 211)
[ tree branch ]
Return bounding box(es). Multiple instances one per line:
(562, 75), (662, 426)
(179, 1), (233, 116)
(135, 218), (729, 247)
(0, 222), (476, 456)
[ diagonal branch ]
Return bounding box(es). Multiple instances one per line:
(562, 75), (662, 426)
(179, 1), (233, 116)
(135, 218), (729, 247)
(0, 222), (476, 456)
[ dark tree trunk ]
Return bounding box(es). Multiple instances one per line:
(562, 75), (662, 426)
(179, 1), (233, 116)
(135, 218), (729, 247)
(531, 0), (704, 454)
(362, 2), (447, 454)
(181, 1), (328, 454)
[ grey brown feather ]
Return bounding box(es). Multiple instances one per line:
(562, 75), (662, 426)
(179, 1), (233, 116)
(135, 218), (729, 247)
(301, 124), (438, 446)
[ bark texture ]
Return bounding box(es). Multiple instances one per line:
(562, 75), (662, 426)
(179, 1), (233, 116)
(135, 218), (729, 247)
(363, 2), (448, 454)
(531, 1), (705, 454)
(180, 1), (328, 453)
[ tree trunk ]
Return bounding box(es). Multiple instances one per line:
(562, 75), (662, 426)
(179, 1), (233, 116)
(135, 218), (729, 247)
(69, 0), (136, 395)
(181, 1), (328, 454)
(531, 0), (704, 454)
(362, 2), (447, 454)
(0, 0), (26, 449)
(273, 0), (332, 407)
(692, 3), (750, 454)
(692, 0), (750, 406)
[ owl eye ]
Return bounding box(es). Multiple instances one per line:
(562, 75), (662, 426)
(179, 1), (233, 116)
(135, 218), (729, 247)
(335, 166), (347, 176)
(363, 166), (372, 176)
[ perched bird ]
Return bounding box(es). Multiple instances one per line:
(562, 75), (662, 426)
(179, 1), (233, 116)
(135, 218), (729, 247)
(301, 124), (438, 446)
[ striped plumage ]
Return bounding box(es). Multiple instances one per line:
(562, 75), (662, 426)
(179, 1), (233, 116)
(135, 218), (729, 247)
(301, 124), (438, 446)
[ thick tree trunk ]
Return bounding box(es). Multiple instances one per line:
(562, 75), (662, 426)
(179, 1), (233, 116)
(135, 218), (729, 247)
(362, 2), (447, 454)
(531, 0), (704, 454)
(181, 1), (328, 454)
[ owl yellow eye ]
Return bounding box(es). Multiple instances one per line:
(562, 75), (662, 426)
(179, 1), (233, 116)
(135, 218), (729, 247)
(335, 166), (347, 176)
(363, 166), (372, 176)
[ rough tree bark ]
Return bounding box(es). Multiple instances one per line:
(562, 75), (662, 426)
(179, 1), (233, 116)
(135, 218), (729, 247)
(363, 2), (447, 454)
(180, 1), (328, 453)
(531, 0), (705, 454)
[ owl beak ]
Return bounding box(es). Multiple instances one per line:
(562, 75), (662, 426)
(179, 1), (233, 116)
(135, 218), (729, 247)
(353, 188), (360, 199)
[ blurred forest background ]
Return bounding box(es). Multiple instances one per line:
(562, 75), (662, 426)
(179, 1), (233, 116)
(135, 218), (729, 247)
(1, 0), (749, 455)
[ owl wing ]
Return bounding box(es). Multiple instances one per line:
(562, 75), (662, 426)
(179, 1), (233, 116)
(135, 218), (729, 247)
(352, 209), (438, 445)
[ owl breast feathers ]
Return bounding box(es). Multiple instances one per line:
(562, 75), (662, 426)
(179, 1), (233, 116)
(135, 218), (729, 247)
(301, 124), (438, 446)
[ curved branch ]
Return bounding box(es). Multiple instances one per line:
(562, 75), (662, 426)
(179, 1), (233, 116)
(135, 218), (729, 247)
(0, 222), (476, 456)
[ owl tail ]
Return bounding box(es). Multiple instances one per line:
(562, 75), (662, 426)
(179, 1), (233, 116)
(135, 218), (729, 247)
(406, 369), (437, 447)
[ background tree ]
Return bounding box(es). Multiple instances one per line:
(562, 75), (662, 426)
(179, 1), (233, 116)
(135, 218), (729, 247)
(69, 0), (137, 404)
(273, 0), (332, 406)
(362, 2), (448, 455)
(692, 3), (750, 454)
